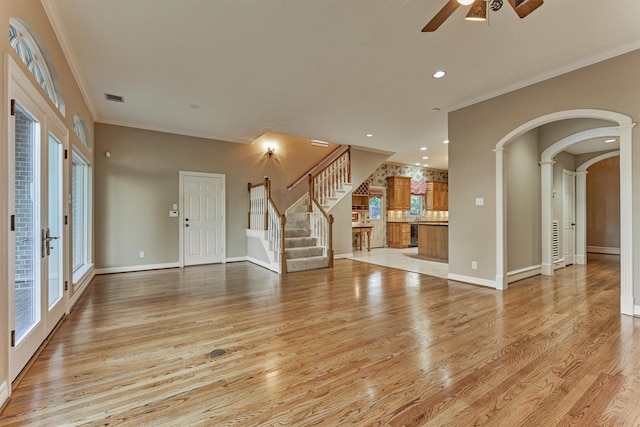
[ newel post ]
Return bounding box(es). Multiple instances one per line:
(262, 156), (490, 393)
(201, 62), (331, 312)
(264, 177), (270, 231)
(247, 182), (252, 229)
(307, 174), (313, 212)
(328, 214), (334, 268)
(347, 146), (351, 184)
(280, 214), (287, 274)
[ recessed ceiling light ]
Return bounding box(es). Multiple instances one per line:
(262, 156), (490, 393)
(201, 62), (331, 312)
(457, 0), (474, 5)
(443, 140), (449, 144)
(420, 147), (427, 151)
(415, 163), (421, 166)
(432, 70), (446, 79)
(604, 139), (616, 143)
(366, 133), (373, 138)
(422, 156), (429, 160)
(423, 164), (429, 167)
(311, 139), (329, 147)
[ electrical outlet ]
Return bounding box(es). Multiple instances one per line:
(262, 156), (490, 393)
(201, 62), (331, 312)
(139, 251), (145, 258)
(471, 261), (478, 269)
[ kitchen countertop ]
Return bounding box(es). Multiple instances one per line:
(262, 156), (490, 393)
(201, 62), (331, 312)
(387, 221), (448, 225)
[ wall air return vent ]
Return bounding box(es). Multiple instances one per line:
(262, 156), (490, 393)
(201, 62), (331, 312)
(104, 93), (125, 103)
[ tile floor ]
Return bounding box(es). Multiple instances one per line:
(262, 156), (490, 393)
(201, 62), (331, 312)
(345, 247), (448, 278)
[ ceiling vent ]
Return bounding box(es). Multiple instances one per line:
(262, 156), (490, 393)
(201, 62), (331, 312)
(104, 93), (125, 103)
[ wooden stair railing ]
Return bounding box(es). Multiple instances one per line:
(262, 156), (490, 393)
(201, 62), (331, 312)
(307, 146), (351, 210)
(304, 146), (350, 270)
(308, 192), (334, 268)
(248, 178), (287, 273)
(288, 145), (351, 192)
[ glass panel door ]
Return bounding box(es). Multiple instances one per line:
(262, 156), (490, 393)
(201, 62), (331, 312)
(13, 103), (41, 347)
(47, 133), (63, 310)
(9, 70), (67, 381)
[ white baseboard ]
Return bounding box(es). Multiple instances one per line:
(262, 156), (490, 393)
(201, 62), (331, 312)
(70, 266), (95, 311)
(0, 381), (9, 410)
(95, 262), (180, 275)
(246, 256), (280, 274)
(587, 246), (621, 255)
(226, 256), (247, 263)
(507, 265), (542, 284)
(447, 273), (497, 289)
(634, 305), (640, 317)
(334, 253), (352, 260)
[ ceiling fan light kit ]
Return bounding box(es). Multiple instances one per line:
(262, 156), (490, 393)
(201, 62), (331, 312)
(465, 0), (487, 21)
(422, 0), (542, 32)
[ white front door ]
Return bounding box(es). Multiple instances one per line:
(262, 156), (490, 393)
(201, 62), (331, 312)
(563, 170), (576, 266)
(368, 187), (385, 248)
(9, 70), (67, 381)
(180, 172), (225, 266)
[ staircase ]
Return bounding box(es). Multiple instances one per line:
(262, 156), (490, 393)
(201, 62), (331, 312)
(246, 145), (351, 274)
(284, 197), (329, 273)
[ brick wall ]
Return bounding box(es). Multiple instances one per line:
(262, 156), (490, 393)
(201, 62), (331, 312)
(14, 109), (36, 286)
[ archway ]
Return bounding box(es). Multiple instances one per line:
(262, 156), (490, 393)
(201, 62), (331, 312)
(539, 127), (620, 274)
(575, 151), (620, 265)
(494, 109), (635, 316)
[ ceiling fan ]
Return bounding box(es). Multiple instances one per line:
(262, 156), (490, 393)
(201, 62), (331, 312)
(422, 0), (543, 32)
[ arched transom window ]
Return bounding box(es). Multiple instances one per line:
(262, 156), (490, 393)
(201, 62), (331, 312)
(72, 114), (92, 150)
(9, 18), (65, 115)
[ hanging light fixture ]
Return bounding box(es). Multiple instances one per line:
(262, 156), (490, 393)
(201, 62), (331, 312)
(465, 0), (487, 21)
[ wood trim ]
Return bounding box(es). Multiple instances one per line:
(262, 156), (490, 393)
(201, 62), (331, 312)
(587, 246), (621, 255)
(94, 262), (180, 275)
(287, 145), (350, 191)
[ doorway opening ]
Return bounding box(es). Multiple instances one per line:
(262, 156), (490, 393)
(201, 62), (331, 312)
(495, 109), (634, 315)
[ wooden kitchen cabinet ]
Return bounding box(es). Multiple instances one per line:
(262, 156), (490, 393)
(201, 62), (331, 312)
(417, 223), (448, 261)
(426, 181), (448, 211)
(352, 181), (369, 211)
(387, 223), (410, 248)
(387, 176), (412, 210)
(351, 194), (369, 211)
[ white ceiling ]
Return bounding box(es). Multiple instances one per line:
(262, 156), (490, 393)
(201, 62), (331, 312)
(42, 0), (640, 170)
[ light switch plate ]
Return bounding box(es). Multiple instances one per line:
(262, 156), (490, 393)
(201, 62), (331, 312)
(475, 198), (484, 206)
(169, 210), (179, 217)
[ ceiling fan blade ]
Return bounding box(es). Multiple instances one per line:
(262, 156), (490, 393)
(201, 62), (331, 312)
(507, 0), (543, 18)
(422, 0), (461, 32)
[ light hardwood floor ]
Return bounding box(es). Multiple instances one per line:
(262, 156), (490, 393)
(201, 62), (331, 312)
(2, 254), (639, 426)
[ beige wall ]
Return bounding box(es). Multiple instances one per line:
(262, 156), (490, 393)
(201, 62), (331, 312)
(449, 49), (640, 295)
(94, 125), (386, 267)
(1, 0), (94, 406)
(94, 123), (343, 267)
(587, 157), (620, 250)
(506, 129), (541, 272)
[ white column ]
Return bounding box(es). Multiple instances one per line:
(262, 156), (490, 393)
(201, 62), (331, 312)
(574, 171), (588, 265)
(540, 160), (555, 275)
(494, 147), (508, 290)
(618, 123), (635, 316)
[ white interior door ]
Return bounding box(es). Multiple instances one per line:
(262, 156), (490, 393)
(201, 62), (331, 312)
(368, 187), (385, 248)
(563, 170), (576, 266)
(9, 72), (67, 381)
(181, 172), (225, 266)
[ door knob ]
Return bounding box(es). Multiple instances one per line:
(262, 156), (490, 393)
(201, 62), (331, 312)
(185, 224), (190, 227)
